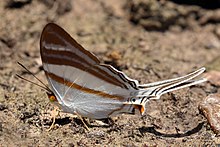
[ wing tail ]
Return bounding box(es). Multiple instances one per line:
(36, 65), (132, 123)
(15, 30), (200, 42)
(137, 67), (206, 98)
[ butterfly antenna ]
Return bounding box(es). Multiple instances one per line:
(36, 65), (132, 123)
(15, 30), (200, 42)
(17, 62), (51, 93)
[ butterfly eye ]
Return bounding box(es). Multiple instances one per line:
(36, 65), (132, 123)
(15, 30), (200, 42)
(46, 92), (57, 102)
(49, 95), (57, 102)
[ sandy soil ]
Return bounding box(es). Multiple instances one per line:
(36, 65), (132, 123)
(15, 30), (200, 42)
(0, 0), (220, 146)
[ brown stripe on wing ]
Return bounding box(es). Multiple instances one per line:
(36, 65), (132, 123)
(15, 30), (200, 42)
(45, 71), (125, 101)
(42, 49), (87, 65)
(42, 49), (130, 89)
(40, 23), (100, 64)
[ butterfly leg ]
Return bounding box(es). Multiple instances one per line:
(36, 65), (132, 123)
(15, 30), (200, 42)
(75, 113), (90, 131)
(95, 118), (114, 126)
(47, 107), (60, 131)
(106, 117), (115, 126)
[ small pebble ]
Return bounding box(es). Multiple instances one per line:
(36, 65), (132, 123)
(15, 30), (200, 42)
(199, 94), (220, 135)
(107, 50), (122, 61)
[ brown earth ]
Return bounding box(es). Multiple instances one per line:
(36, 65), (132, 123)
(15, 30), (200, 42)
(0, 0), (220, 146)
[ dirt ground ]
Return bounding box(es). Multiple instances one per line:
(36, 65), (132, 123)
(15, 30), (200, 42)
(0, 0), (220, 146)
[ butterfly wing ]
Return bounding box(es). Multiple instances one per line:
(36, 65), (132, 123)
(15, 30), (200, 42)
(40, 23), (139, 118)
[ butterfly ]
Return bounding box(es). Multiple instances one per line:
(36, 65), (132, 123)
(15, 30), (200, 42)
(37, 23), (206, 123)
